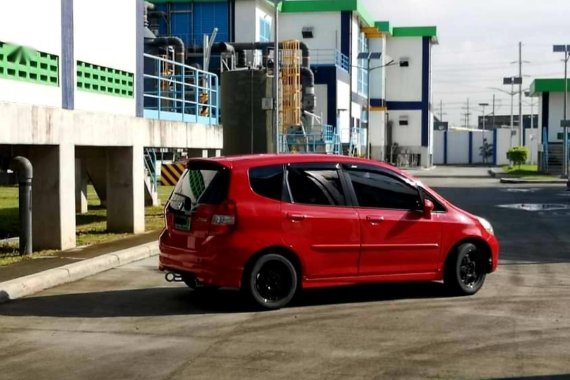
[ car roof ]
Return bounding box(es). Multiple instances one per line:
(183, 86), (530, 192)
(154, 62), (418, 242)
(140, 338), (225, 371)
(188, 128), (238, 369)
(188, 154), (409, 177)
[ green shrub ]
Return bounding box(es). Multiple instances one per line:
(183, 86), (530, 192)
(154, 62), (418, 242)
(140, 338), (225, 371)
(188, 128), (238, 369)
(506, 146), (528, 167)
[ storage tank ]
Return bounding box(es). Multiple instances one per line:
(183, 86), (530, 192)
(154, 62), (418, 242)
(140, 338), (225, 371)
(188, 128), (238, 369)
(221, 69), (274, 155)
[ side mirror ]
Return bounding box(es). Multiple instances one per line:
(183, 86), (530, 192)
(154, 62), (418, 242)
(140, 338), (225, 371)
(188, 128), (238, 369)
(424, 199), (434, 216)
(184, 197), (192, 211)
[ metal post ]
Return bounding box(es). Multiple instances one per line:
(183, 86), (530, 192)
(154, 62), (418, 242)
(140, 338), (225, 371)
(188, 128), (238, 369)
(562, 49), (570, 181)
(366, 56), (371, 159)
(272, 1), (280, 153)
(10, 157), (33, 255)
(518, 41), (523, 146)
(510, 81), (514, 148)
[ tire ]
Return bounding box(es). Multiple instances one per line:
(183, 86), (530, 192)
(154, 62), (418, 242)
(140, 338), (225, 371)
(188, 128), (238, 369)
(444, 243), (487, 296)
(245, 253), (298, 310)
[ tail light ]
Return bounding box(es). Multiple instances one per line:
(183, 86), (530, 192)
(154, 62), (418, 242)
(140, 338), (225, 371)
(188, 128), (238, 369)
(209, 199), (237, 236)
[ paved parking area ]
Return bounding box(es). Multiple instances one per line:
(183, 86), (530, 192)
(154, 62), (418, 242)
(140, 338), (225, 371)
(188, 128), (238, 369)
(0, 178), (569, 379)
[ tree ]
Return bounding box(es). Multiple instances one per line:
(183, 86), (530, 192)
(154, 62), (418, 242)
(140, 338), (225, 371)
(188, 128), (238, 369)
(506, 146), (528, 168)
(479, 138), (493, 164)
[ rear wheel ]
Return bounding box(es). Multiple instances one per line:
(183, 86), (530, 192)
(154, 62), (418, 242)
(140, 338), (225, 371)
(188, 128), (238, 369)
(245, 254), (298, 310)
(444, 243), (486, 295)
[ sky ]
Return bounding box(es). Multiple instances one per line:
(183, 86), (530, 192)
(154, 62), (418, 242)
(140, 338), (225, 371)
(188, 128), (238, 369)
(361, 0), (570, 128)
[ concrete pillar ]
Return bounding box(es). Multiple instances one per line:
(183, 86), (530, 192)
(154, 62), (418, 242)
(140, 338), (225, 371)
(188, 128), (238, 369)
(75, 158), (88, 214)
(26, 144), (76, 250)
(202, 149), (208, 158)
(80, 147), (107, 207)
(215, 149), (221, 157)
(106, 146), (145, 233)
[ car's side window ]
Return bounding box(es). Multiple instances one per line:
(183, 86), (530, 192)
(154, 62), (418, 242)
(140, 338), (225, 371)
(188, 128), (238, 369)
(287, 167), (346, 206)
(347, 169), (421, 210)
(249, 165), (284, 201)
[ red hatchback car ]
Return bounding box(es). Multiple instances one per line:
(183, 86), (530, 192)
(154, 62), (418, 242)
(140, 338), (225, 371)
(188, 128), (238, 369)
(159, 154), (499, 309)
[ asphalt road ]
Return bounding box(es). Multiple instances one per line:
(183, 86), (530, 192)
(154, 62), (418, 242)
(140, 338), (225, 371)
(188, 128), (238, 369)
(1, 177), (570, 380)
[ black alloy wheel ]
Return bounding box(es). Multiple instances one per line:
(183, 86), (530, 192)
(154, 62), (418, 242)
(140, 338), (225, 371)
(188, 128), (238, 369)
(444, 242), (487, 295)
(246, 253), (298, 310)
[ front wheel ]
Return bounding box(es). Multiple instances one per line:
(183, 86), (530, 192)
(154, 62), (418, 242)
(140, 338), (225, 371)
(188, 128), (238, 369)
(245, 254), (298, 310)
(444, 243), (487, 296)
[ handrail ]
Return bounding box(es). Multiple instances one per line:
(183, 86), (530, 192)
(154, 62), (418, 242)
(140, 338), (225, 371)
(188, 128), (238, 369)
(143, 53), (219, 125)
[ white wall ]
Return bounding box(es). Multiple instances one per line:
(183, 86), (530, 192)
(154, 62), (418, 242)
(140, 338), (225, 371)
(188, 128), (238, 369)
(0, 0), (62, 107)
(389, 110), (422, 148)
(337, 79), (350, 143)
(279, 12), (341, 65)
(547, 92), (565, 142)
(385, 37), (423, 101)
(433, 130), (445, 164)
(350, 15), (361, 92)
(74, 0), (137, 116)
(447, 130), (469, 164)
(234, 1), (258, 43)
(314, 84), (328, 125)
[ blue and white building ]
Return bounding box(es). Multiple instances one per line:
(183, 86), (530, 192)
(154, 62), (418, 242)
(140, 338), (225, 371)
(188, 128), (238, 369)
(0, 0), (222, 250)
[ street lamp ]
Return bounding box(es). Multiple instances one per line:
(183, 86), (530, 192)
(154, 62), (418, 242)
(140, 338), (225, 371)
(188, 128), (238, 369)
(503, 76), (523, 147)
(478, 102), (489, 130)
(553, 44), (570, 180)
(270, 0), (281, 153)
(357, 51), (382, 159)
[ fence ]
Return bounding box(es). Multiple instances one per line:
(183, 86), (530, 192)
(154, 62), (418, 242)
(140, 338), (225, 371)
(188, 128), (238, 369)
(143, 53), (219, 125)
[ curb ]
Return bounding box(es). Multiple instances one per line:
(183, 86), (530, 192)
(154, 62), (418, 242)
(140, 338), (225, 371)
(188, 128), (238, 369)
(499, 178), (568, 184)
(0, 242), (159, 304)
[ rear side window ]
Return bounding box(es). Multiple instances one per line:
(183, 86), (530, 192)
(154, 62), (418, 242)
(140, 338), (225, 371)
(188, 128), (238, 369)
(168, 163), (229, 212)
(287, 167), (346, 206)
(249, 165), (284, 201)
(347, 170), (420, 210)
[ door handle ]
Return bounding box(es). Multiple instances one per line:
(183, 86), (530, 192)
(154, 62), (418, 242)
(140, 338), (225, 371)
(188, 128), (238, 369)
(287, 213), (306, 222)
(366, 215), (384, 224)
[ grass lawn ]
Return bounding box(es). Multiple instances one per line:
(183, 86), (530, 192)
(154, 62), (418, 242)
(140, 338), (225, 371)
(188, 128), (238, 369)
(501, 164), (559, 180)
(0, 184), (173, 266)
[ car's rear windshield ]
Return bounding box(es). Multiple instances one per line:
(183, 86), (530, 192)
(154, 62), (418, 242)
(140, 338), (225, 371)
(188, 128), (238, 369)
(168, 162), (229, 211)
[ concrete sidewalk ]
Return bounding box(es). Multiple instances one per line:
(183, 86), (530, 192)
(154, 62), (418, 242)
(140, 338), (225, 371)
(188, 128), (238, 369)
(405, 166), (495, 179)
(0, 230), (161, 303)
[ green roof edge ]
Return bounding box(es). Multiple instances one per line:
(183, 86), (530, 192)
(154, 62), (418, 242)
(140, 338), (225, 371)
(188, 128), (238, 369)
(530, 78), (570, 96)
(375, 21), (391, 34)
(392, 26), (437, 38)
(281, 0), (374, 27)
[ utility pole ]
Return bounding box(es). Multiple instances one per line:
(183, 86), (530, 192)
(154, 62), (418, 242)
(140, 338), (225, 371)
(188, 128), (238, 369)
(440, 100), (444, 121)
(518, 41), (523, 146)
(462, 98), (471, 128)
(492, 94), (495, 129)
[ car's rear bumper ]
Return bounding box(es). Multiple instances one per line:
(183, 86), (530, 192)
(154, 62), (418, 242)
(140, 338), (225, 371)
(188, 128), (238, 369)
(158, 230), (243, 288)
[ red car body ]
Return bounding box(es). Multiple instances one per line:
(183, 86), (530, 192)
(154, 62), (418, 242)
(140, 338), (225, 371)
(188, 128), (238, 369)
(159, 154), (499, 308)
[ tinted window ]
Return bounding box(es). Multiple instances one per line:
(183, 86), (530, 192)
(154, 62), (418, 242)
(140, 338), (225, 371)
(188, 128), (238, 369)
(168, 164), (228, 212)
(287, 167), (346, 206)
(249, 165), (283, 200)
(348, 170), (421, 210)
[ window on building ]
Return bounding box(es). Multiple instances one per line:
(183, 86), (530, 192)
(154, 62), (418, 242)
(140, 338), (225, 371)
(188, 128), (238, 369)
(357, 32), (368, 97)
(259, 17), (271, 42)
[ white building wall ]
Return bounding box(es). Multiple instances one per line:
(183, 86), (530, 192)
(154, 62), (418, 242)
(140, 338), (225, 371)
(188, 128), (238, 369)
(234, 1), (258, 42)
(74, 0), (137, 116)
(447, 131), (469, 164)
(0, 0), (62, 108)
(279, 13), (341, 64)
(337, 80), (350, 143)
(389, 110), (422, 148)
(433, 130), (445, 164)
(385, 37), (423, 101)
(350, 15), (361, 92)
(547, 93), (565, 142)
(314, 84), (328, 125)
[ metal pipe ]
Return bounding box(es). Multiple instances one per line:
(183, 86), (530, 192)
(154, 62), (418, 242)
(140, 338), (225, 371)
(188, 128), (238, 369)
(145, 36), (186, 64)
(10, 156), (33, 255)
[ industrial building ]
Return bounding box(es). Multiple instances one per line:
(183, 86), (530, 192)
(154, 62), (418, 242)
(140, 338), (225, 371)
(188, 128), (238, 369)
(0, 0), (222, 250)
(0, 0), (439, 251)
